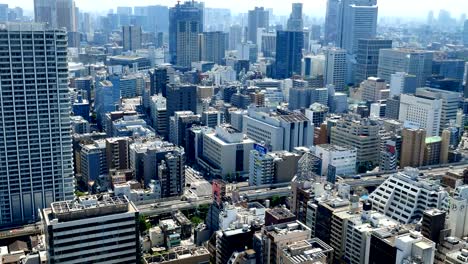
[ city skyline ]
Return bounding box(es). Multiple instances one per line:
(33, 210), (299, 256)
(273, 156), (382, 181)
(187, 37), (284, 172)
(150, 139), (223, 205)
(3, 0), (467, 18)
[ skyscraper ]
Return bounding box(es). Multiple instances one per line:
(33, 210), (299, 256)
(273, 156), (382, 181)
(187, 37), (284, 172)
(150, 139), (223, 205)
(247, 7), (269, 44)
(56, 0), (76, 31)
(287, 3), (303, 31)
(324, 0), (340, 44)
(169, 1), (204, 67)
(378, 49), (433, 87)
(122, 25), (142, 51)
(355, 38), (392, 84)
(229, 24), (243, 50)
(464, 20), (468, 47)
(338, 0), (378, 54)
(0, 4), (8, 22)
(0, 24), (74, 226)
(199, 31), (227, 65)
(275, 30), (304, 79)
(34, 0), (57, 28)
(324, 47), (347, 91)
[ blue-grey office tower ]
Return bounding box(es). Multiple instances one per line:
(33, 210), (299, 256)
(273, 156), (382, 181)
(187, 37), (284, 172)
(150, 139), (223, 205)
(275, 31), (304, 79)
(169, 1), (204, 67)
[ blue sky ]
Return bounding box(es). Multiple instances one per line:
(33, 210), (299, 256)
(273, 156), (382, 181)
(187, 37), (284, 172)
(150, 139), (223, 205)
(7, 0), (468, 18)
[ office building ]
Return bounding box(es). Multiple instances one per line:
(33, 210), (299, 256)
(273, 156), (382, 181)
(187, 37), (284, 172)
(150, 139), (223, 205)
(249, 149), (301, 186)
(339, 0), (378, 55)
(80, 140), (107, 185)
(421, 209), (446, 244)
(399, 94), (442, 137)
(415, 87), (461, 132)
(34, 0), (57, 27)
(202, 109), (224, 128)
(106, 137), (130, 171)
(248, 7), (269, 44)
(464, 20), (468, 47)
(315, 144), (357, 177)
(287, 3), (303, 31)
(360, 77), (389, 102)
(215, 226), (257, 264)
(380, 139), (398, 171)
(355, 39), (392, 84)
(369, 168), (449, 224)
(166, 84), (197, 119)
(280, 238), (333, 264)
(305, 103), (329, 127)
(229, 24), (243, 50)
(330, 115), (380, 169)
(56, 0), (76, 31)
(0, 24), (74, 226)
(447, 186), (468, 238)
(301, 54), (325, 78)
(378, 49), (433, 87)
(254, 221), (311, 264)
(130, 139), (185, 193)
(40, 195), (140, 264)
(169, 111), (200, 147)
(389, 72), (417, 97)
(275, 30), (304, 79)
(71, 116), (90, 134)
(400, 128), (426, 168)
(385, 95), (400, 119)
(324, 0), (340, 44)
(169, 1), (204, 67)
(324, 48), (347, 91)
(201, 125), (254, 179)
(243, 108), (314, 152)
(199, 31), (227, 65)
(122, 25), (142, 51)
(95, 80), (120, 127)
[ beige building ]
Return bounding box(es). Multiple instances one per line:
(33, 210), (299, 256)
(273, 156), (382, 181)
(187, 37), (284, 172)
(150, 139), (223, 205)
(400, 128), (426, 168)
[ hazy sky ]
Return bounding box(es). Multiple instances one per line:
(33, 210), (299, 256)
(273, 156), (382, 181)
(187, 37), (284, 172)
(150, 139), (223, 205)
(7, 0), (468, 18)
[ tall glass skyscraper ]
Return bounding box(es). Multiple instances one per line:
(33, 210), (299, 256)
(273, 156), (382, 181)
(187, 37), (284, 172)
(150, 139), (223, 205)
(275, 31), (304, 79)
(169, 1), (204, 67)
(0, 23), (74, 226)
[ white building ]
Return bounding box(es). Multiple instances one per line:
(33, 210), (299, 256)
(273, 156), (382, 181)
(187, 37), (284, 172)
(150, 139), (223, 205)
(325, 48), (347, 91)
(395, 232), (436, 264)
(40, 195), (140, 263)
(315, 144), (357, 177)
(448, 185), (468, 238)
(360, 77), (389, 102)
(201, 124), (255, 178)
(149, 94), (168, 136)
(301, 54), (325, 78)
(389, 72), (417, 97)
(369, 168), (449, 224)
(243, 107), (313, 151)
(399, 93), (443, 137)
(0, 24), (74, 225)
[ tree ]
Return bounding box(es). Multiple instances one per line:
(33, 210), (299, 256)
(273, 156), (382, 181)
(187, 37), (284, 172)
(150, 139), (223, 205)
(138, 215), (151, 234)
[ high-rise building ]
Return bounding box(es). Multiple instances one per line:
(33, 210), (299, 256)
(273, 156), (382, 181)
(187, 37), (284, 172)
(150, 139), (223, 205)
(324, 0), (340, 44)
(229, 24), (243, 50)
(149, 94), (168, 137)
(41, 195), (140, 264)
(166, 84), (197, 119)
(169, 1), (204, 67)
(80, 140), (107, 185)
(0, 24), (74, 226)
(287, 3), (303, 31)
(243, 108), (314, 152)
(169, 111), (200, 147)
(34, 0), (57, 27)
(463, 19), (468, 47)
(338, 0), (378, 55)
(199, 31), (227, 65)
(355, 39), (392, 84)
(378, 49), (433, 87)
(247, 7), (269, 44)
(122, 25), (142, 51)
(421, 209), (446, 244)
(95, 80), (120, 127)
(415, 87), (461, 133)
(384, 95), (400, 120)
(56, 0), (76, 31)
(389, 72), (417, 97)
(275, 30), (304, 79)
(400, 128), (426, 168)
(106, 137), (130, 171)
(315, 144), (357, 177)
(360, 77), (389, 102)
(0, 4), (8, 22)
(399, 94), (442, 137)
(325, 48), (347, 91)
(330, 115), (381, 169)
(249, 149), (301, 186)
